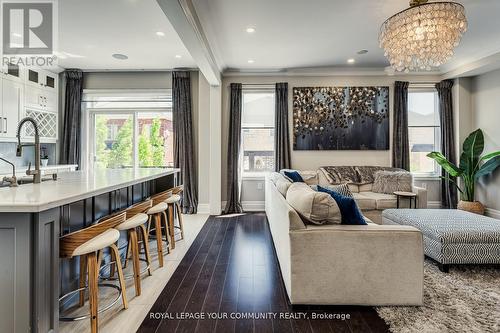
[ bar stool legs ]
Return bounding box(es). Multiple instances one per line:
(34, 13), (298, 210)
(109, 244), (128, 309)
(138, 224), (153, 276)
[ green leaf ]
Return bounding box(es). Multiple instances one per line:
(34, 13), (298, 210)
(475, 156), (500, 179)
(480, 151), (500, 161)
(462, 129), (484, 163)
(439, 176), (463, 194)
(427, 152), (461, 177)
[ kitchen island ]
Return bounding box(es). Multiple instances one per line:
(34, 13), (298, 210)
(0, 168), (180, 333)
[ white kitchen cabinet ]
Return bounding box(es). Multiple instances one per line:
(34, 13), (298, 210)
(1, 78), (23, 138)
(26, 68), (58, 92)
(1, 62), (24, 83)
(25, 86), (57, 112)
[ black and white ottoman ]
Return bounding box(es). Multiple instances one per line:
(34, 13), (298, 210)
(382, 209), (500, 272)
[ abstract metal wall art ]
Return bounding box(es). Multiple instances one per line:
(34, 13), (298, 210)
(293, 86), (390, 150)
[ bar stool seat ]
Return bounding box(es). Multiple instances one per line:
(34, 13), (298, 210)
(147, 202), (168, 215)
(115, 213), (148, 231)
(164, 194), (181, 204)
(72, 229), (120, 257)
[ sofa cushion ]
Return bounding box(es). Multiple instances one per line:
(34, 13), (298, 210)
(348, 184), (360, 193)
(372, 170), (413, 194)
(281, 169), (318, 185)
(352, 193), (377, 210)
(286, 182), (341, 225)
(358, 183), (373, 192)
(361, 192), (398, 210)
(318, 186), (367, 225)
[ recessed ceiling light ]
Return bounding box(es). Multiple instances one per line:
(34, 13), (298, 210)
(246, 27), (256, 33)
(347, 58), (355, 64)
(357, 49), (368, 55)
(247, 59), (255, 64)
(112, 53), (128, 60)
(156, 31), (165, 37)
(175, 55), (182, 59)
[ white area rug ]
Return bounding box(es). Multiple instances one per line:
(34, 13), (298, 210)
(376, 260), (500, 333)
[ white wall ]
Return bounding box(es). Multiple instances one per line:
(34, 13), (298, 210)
(221, 74), (442, 203)
(471, 69), (500, 212)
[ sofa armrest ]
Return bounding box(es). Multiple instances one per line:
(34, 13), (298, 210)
(412, 185), (428, 208)
(288, 225), (424, 305)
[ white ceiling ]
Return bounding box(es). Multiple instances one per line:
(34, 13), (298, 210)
(57, 0), (196, 70)
(192, 0), (500, 73)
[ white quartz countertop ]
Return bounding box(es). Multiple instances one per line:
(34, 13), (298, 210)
(0, 164), (78, 177)
(0, 168), (179, 213)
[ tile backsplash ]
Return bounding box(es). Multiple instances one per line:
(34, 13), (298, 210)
(0, 143), (56, 174)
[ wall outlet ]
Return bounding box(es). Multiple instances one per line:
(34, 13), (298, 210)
(257, 182), (263, 190)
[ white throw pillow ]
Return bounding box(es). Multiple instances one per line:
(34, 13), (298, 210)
(286, 182), (341, 225)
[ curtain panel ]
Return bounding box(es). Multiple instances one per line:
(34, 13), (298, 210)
(275, 82), (291, 171)
(173, 71), (198, 214)
(224, 83), (243, 214)
(436, 79), (458, 208)
(392, 81), (410, 171)
(60, 69), (83, 166)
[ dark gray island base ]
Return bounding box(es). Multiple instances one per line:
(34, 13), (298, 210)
(0, 168), (179, 333)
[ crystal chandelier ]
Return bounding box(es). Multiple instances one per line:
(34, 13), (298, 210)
(379, 0), (467, 72)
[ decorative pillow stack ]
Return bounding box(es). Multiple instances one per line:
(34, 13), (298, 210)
(317, 185), (367, 225)
(286, 182), (341, 225)
(372, 170), (413, 194)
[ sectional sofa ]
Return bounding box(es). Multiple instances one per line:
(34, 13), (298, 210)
(265, 172), (424, 306)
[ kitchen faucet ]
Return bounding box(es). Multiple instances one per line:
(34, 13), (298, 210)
(16, 117), (41, 184)
(0, 157), (17, 187)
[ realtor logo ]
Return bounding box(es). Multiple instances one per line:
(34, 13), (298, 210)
(2, 2), (53, 54)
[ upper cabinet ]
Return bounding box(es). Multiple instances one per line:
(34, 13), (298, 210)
(0, 67), (59, 143)
(26, 68), (58, 92)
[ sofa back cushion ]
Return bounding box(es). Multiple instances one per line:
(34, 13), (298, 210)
(354, 166), (404, 184)
(286, 182), (341, 225)
(269, 172), (292, 197)
(372, 170), (413, 194)
(281, 169), (318, 185)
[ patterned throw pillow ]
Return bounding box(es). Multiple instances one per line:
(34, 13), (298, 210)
(372, 171), (413, 194)
(317, 185), (367, 225)
(310, 183), (353, 198)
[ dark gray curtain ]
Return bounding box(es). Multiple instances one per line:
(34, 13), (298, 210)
(392, 81), (410, 171)
(173, 71), (198, 214)
(60, 69), (83, 166)
(436, 80), (458, 208)
(275, 82), (291, 171)
(224, 83), (243, 214)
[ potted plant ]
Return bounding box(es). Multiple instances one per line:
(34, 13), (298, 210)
(427, 129), (500, 215)
(40, 147), (49, 167)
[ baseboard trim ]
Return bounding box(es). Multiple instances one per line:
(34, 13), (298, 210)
(427, 201), (442, 209)
(485, 208), (500, 220)
(197, 203), (210, 214)
(221, 201), (265, 212)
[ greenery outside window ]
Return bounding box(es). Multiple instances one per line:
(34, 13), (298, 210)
(83, 91), (173, 169)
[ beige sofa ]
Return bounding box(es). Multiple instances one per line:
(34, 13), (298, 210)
(295, 167), (428, 224)
(265, 173), (424, 306)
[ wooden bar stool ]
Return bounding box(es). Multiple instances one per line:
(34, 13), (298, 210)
(59, 212), (128, 333)
(146, 190), (172, 268)
(164, 185), (185, 250)
(114, 199), (153, 296)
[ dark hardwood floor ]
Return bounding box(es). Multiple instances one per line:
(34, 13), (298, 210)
(138, 213), (390, 333)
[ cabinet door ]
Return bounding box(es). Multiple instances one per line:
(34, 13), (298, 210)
(2, 79), (22, 138)
(43, 71), (58, 91)
(1, 63), (23, 83)
(25, 86), (43, 110)
(26, 69), (40, 88)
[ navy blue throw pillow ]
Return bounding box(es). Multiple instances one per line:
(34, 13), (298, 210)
(283, 170), (304, 183)
(317, 185), (367, 225)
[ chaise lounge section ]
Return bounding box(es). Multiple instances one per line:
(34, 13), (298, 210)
(265, 173), (424, 306)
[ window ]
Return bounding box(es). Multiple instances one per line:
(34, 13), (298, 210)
(408, 89), (440, 175)
(83, 91), (173, 169)
(241, 90), (275, 177)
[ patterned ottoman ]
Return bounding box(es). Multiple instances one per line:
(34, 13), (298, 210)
(382, 209), (500, 272)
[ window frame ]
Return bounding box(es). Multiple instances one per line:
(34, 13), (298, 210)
(82, 89), (173, 171)
(407, 86), (441, 178)
(240, 87), (276, 179)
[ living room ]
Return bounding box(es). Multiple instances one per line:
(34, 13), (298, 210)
(0, 0), (498, 333)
